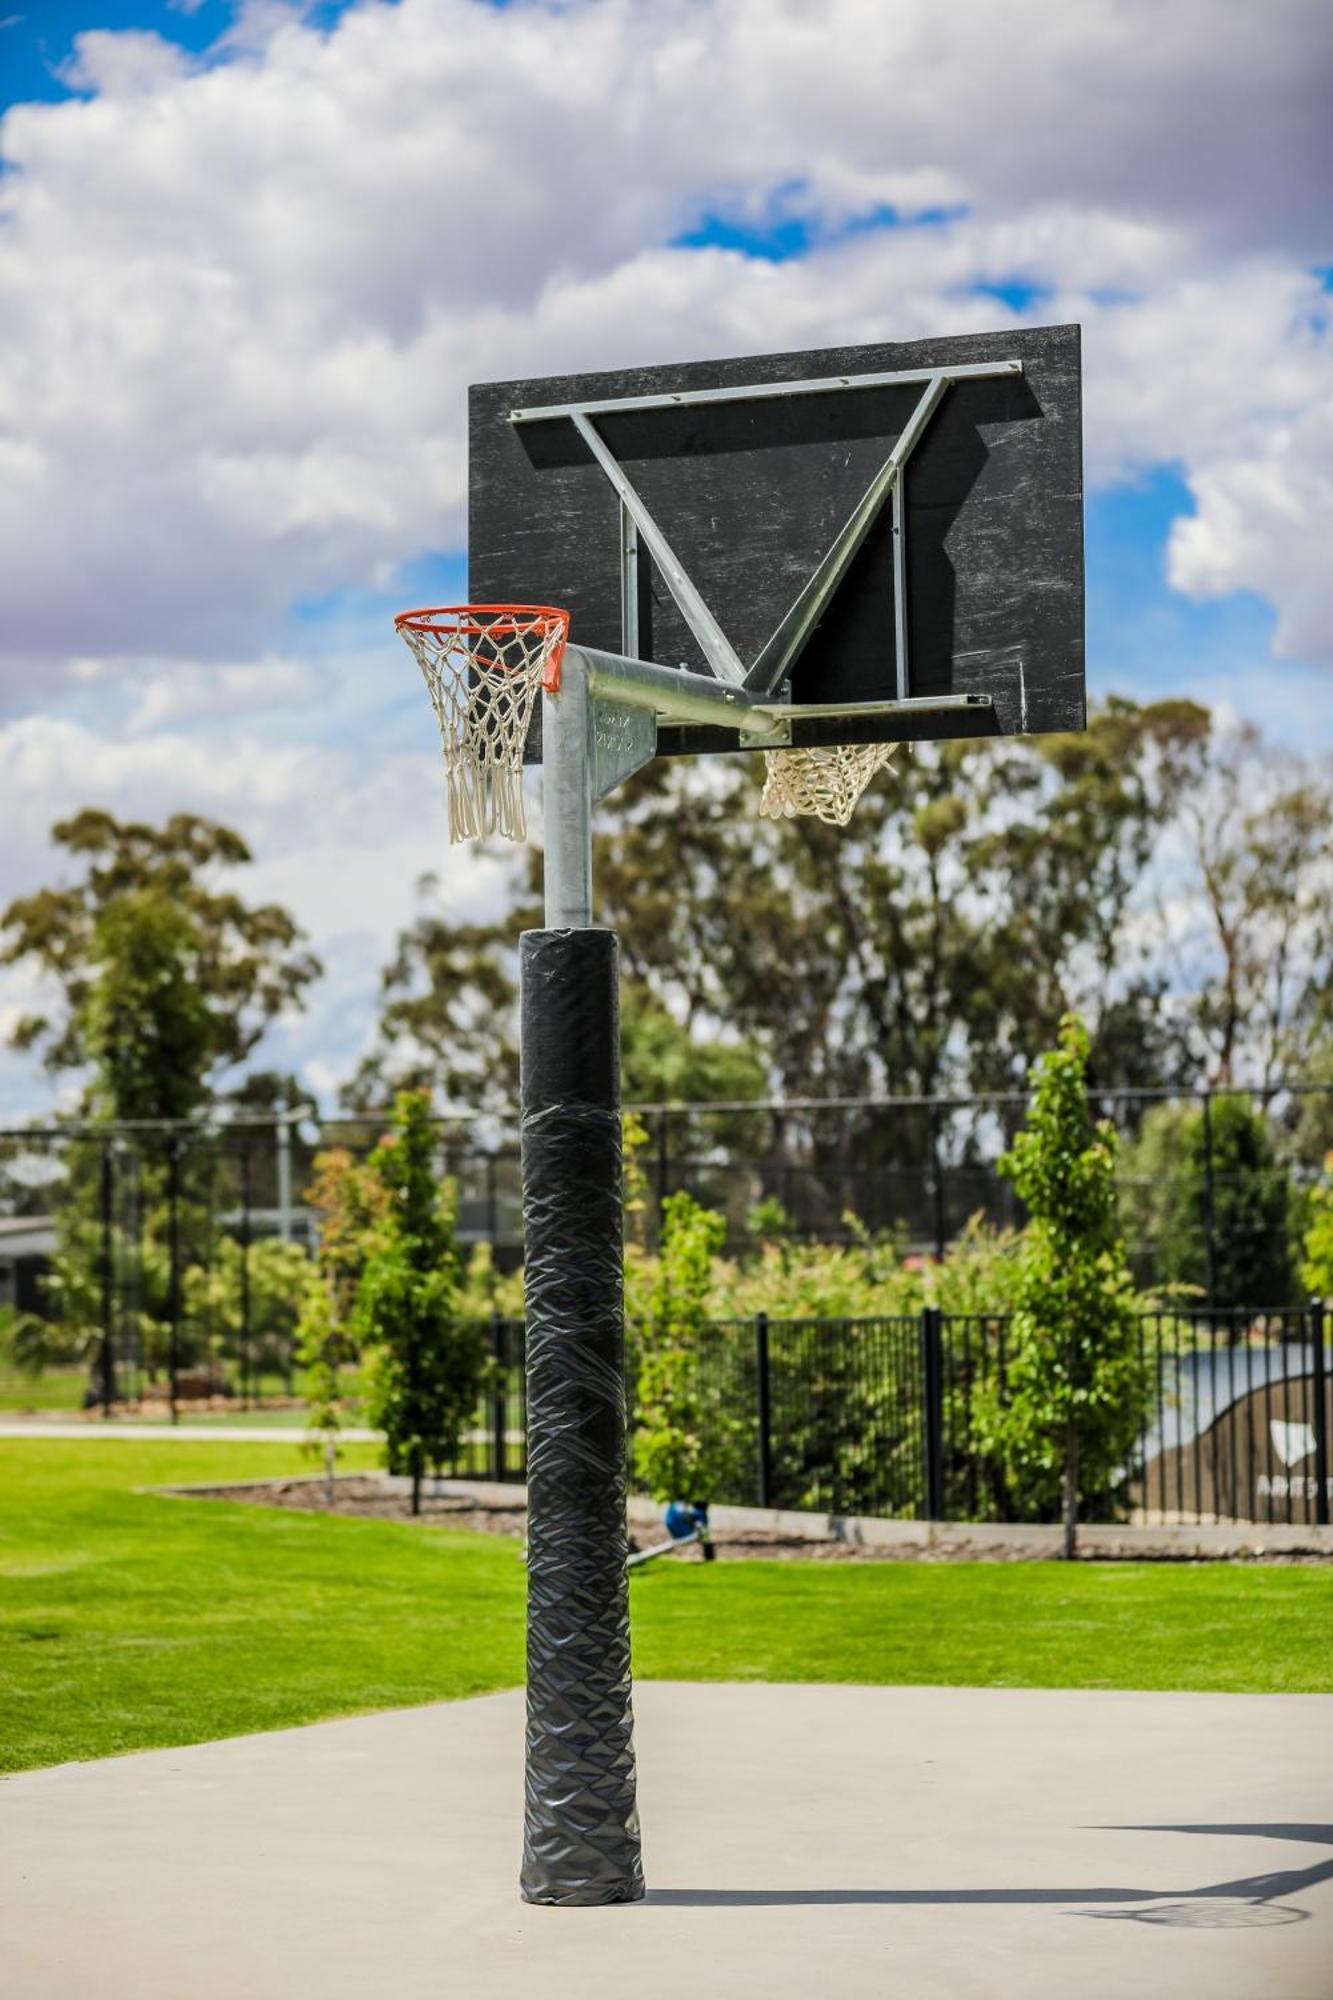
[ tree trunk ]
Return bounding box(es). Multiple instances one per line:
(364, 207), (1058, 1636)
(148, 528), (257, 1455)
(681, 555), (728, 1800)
(411, 1447), (422, 1517)
(1062, 1411), (1079, 1561)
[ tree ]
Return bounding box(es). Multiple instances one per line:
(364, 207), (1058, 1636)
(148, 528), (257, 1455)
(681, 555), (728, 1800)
(185, 1235), (319, 1395)
(1123, 1097), (1294, 1307)
(1173, 725), (1330, 1088)
(353, 1090), (485, 1513)
(1, 813), (320, 1406)
(630, 1190), (750, 1504)
(980, 1015), (1145, 1556)
(295, 1144), (393, 1483)
(344, 878), (519, 1112)
(2, 809), (321, 1092)
(78, 895), (215, 1121)
(1299, 1164), (1333, 1303)
(296, 1281), (354, 1501)
(963, 698), (1208, 1092)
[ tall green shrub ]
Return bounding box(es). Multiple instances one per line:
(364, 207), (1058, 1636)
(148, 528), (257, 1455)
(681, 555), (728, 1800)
(979, 1014), (1145, 1555)
(632, 1190), (749, 1504)
(353, 1091), (485, 1514)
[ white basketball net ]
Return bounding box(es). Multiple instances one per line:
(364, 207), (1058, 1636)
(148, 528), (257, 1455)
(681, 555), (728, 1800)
(759, 742), (895, 826)
(396, 606), (568, 843)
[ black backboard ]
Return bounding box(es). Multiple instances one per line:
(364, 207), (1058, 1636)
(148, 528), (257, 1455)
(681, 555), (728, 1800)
(468, 324), (1084, 756)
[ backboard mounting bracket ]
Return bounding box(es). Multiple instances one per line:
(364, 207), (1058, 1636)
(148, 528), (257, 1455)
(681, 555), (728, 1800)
(511, 358), (1023, 713)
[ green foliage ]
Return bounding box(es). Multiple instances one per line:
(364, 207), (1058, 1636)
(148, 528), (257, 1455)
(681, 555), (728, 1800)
(295, 1279), (355, 1484)
(1122, 1097), (1294, 1306)
(1301, 1166), (1333, 1301)
(353, 1092), (486, 1508)
(186, 1236), (319, 1381)
(1, 813), (318, 1401)
(303, 1147), (391, 1319)
(295, 1145), (393, 1466)
(978, 1016), (1146, 1534)
(619, 985), (767, 1105)
(0, 1304), (51, 1377)
(1, 809), (320, 1087)
(78, 894), (214, 1121)
(632, 1191), (749, 1503)
(456, 1241), (524, 1320)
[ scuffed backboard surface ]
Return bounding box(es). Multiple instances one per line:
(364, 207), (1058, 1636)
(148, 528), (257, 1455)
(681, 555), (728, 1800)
(469, 323), (1083, 756)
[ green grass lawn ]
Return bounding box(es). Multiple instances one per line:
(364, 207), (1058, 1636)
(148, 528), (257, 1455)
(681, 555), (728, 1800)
(0, 1363), (368, 1421)
(2, 1438), (1330, 1778)
(0, 1365), (90, 1413)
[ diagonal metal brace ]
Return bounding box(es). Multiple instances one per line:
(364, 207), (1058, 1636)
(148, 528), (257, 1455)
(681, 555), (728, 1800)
(743, 372), (949, 696)
(569, 413), (746, 687)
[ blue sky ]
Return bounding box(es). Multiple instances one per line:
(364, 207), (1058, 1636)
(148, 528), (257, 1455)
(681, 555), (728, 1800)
(0, 2), (370, 109)
(0, 0), (1328, 1113)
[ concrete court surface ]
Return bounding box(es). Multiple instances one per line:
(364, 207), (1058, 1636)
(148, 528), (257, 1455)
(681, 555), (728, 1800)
(3, 1683), (1331, 2000)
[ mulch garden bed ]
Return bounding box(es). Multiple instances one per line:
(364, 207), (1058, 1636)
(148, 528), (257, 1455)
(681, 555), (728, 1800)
(163, 1476), (1330, 1562)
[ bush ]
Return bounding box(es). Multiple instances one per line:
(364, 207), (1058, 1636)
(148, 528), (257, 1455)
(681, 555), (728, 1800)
(975, 1014), (1147, 1554)
(631, 1191), (751, 1504)
(353, 1091), (487, 1513)
(1302, 1166), (1333, 1301)
(1121, 1097), (1294, 1307)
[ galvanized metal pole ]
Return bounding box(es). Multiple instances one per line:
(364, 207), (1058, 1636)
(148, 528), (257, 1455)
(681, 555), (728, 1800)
(1202, 1090), (1217, 1311)
(276, 1103), (294, 1245)
(519, 670), (642, 1905)
(542, 653), (594, 930)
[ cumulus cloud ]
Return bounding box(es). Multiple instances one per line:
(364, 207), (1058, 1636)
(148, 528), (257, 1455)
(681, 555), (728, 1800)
(0, 0), (1328, 1106)
(0, 0), (1328, 705)
(0, 697), (517, 1109)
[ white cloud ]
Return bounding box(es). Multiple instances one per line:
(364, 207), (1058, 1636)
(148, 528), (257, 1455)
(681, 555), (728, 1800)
(0, 0), (1327, 706)
(0, 0), (1328, 1110)
(0, 698), (531, 1110)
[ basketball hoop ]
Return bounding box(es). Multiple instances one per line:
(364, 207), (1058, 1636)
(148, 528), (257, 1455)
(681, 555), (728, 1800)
(395, 604), (569, 843)
(758, 742), (895, 826)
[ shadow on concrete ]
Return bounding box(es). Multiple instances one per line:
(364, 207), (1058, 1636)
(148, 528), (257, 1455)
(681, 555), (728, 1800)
(648, 1823), (1333, 1926)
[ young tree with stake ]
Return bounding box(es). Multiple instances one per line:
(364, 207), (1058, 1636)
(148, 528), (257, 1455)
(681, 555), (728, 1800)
(984, 1014), (1145, 1557)
(354, 1090), (485, 1515)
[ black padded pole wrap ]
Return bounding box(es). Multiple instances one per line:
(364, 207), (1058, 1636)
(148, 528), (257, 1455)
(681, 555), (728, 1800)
(518, 927), (643, 1906)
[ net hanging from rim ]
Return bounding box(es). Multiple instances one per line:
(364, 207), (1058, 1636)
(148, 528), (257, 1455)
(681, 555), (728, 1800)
(395, 604), (569, 844)
(758, 742), (895, 826)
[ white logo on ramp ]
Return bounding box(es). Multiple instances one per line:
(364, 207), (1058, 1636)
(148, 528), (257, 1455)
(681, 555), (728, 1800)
(1269, 1419), (1316, 1467)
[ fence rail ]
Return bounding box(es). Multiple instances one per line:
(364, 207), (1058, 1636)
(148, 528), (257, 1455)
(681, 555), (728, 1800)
(442, 1306), (1331, 1531)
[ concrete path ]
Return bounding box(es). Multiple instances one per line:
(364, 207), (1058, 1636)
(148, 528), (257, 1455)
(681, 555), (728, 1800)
(3, 1683), (1330, 1999)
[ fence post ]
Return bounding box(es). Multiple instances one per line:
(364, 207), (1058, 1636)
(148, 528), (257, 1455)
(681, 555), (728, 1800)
(490, 1313), (508, 1482)
(929, 1105), (947, 1263)
(920, 1306), (944, 1522)
(1201, 1090), (1217, 1311)
(167, 1137), (181, 1427)
(1312, 1298), (1329, 1530)
(239, 1145), (253, 1409)
(98, 1140), (116, 1417)
(755, 1311), (773, 1509)
(655, 1111), (670, 1229)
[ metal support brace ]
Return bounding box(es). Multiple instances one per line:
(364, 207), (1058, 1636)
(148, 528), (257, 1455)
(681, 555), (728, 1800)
(513, 359), (1021, 708)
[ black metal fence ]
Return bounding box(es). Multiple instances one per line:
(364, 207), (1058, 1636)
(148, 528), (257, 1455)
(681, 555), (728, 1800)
(451, 1305), (1332, 1530)
(4, 1076), (1331, 1313)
